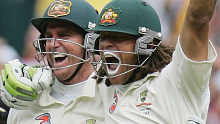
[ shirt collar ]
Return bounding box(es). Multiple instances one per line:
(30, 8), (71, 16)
(113, 71), (159, 94)
(80, 71), (97, 98)
(39, 72), (98, 106)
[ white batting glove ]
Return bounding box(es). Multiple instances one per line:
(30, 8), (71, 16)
(0, 77), (33, 109)
(0, 59), (54, 109)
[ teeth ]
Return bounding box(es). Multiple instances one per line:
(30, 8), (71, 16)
(105, 54), (113, 58)
(103, 52), (121, 76)
(53, 53), (66, 58)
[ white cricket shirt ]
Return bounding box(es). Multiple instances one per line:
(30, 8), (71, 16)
(99, 38), (217, 124)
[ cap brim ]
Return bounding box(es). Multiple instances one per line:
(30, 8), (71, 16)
(86, 27), (139, 36)
(31, 18), (78, 34)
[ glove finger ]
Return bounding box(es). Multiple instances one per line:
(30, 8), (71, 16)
(9, 102), (29, 110)
(1, 73), (15, 102)
(7, 59), (24, 68)
(1, 75), (32, 110)
(1, 93), (13, 108)
(3, 64), (38, 99)
(1, 84), (16, 102)
(0, 107), (6, 113)
(3, 79), (34, 101)
(7, 59), (30, 79)
(3, 96), (29, 110)
(32, 68), (54, 92)
(10, 64), (38, 98)
(18, 77), (36, 96)
(12, 96), (33, 107)
(24, 66), (37, 79)
(2, 70), (37, 100)
(1, 81), (31, 110)
(0, 79), (13, 108)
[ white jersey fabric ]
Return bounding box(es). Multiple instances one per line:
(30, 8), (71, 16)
(7, 72), (104, 124)
(50, 79), (85, 105)
(99, 38), (217, 124)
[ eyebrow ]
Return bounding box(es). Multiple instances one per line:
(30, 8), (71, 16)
(44, 28), (73, 35)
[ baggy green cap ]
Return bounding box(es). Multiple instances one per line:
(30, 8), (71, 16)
(31, 0), (98, 34)
(89, 0), (161, 36)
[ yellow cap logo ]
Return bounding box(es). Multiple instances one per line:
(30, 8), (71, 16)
(48, 0), (72, 17)
(100, 7), (121, 26)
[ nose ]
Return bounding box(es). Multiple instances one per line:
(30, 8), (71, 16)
(46, 37), (62, 48)
(99, 39), (114, 50)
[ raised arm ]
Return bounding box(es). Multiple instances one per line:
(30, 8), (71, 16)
(180, 0), (217, 61)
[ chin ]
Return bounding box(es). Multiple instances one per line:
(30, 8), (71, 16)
(53, 67), (67, 76)
(109, 76), (123, 85)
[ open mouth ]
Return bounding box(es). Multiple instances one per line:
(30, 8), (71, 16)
(53, 53), (67, 65)
(104, 52), (121, 76)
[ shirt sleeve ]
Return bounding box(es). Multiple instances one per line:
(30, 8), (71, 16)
(172, 36), (217, 92)
(168, 36), (217, 120)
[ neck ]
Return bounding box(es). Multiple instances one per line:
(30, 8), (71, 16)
(61, 61), (93, 85)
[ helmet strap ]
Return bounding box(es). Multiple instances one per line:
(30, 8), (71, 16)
(122, 67), (139, 85)
(64, 51), (86, 82)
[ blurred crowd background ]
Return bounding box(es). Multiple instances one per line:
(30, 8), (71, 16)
(0, 0), (219, 123)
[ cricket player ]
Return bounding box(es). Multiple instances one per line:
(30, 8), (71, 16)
(86, 0), (217, 123)
(0, 0), (104, 123)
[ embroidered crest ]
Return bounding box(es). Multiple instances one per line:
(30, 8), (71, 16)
(85, 119), (96, 124)
(48, 0), (72, 17)
(109, 91), (118, 114)
(136, 90), (153, 115)
(35, 113), (51, 124)
(140, 90), (147, 102)
(100, 7), (121, 26)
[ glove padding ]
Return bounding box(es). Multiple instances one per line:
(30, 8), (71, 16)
(0, 59), (54, 109)
(0, 78), (33, 110)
